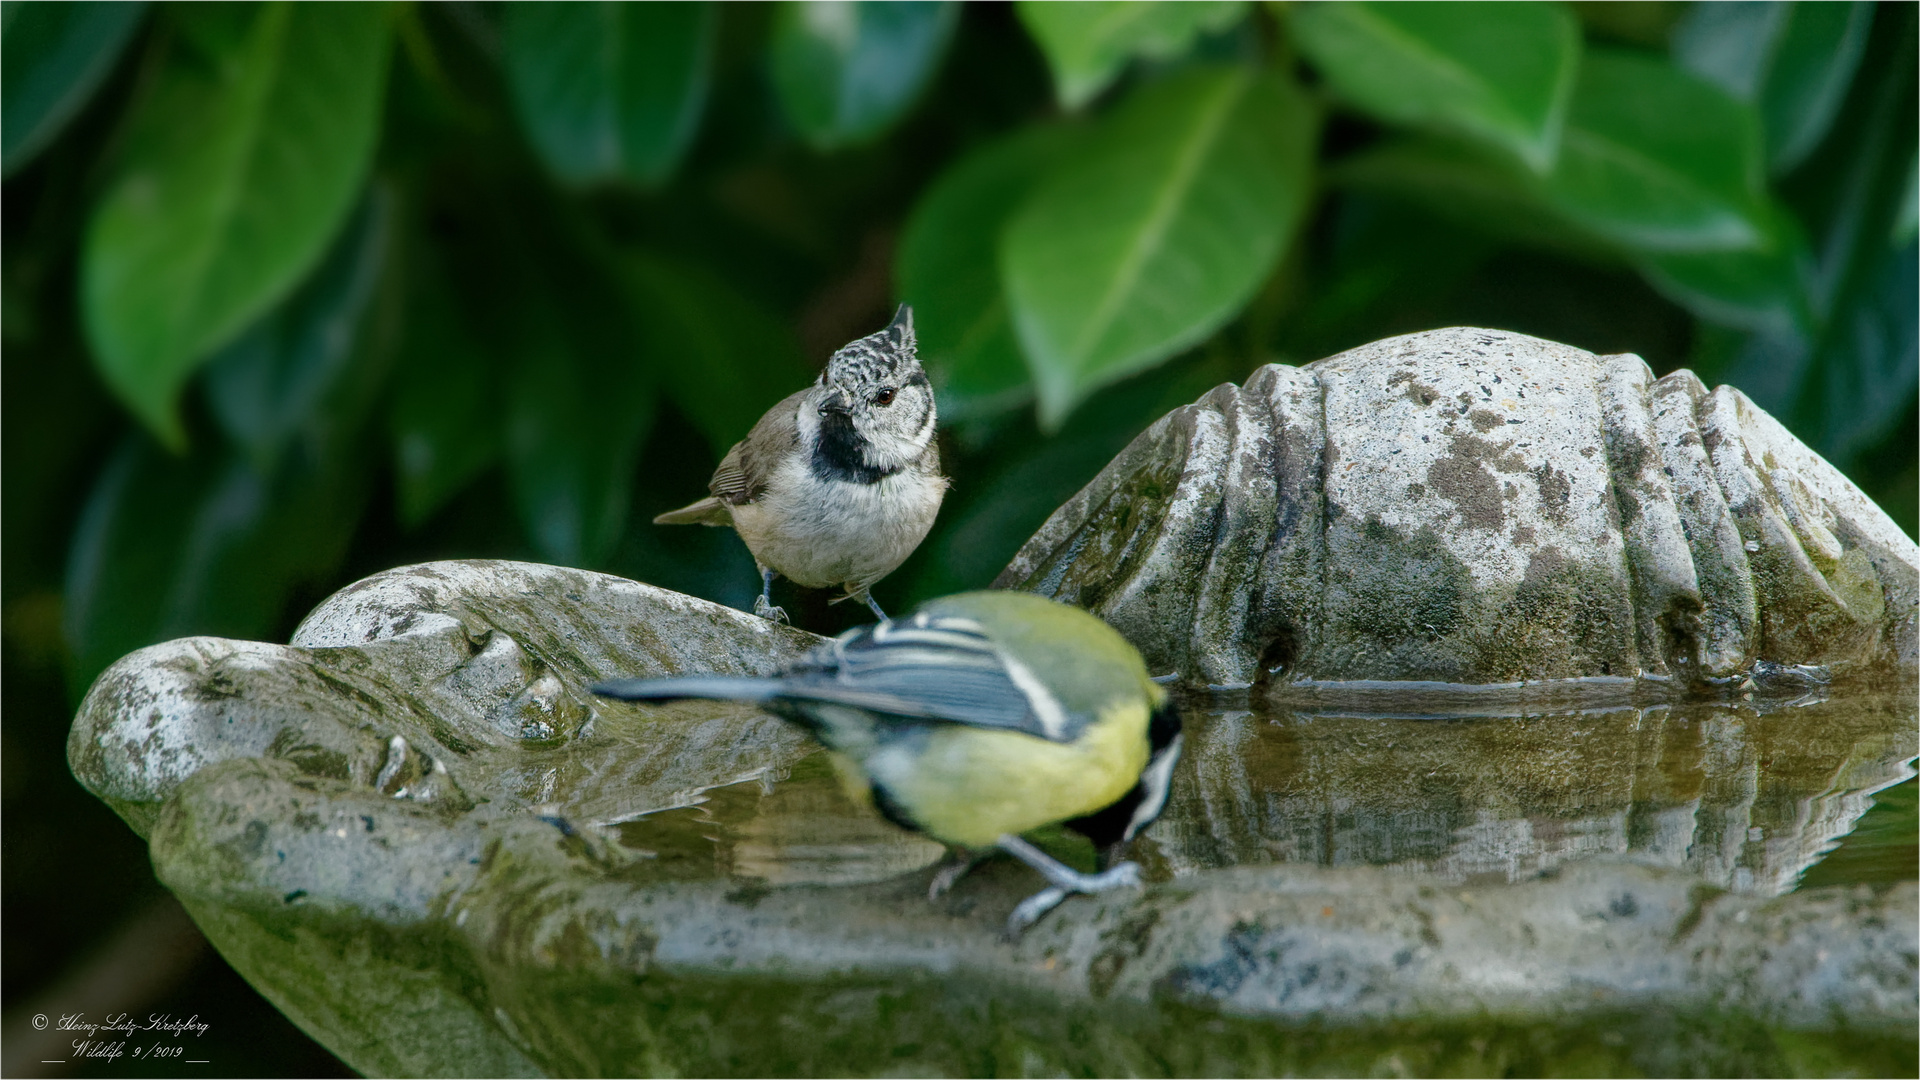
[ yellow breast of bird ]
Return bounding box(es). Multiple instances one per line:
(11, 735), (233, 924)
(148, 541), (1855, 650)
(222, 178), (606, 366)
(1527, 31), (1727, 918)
(849, 700), (1151, 850)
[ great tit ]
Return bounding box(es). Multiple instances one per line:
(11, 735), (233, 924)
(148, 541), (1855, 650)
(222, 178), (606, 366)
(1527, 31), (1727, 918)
(592, 590), (1183, 934)
(652, 305), (947, 625)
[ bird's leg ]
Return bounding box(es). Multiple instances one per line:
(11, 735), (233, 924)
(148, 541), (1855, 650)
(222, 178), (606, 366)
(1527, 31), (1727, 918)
(996, 834), (1142, 936)
(927, 848), (983, 901)
(752, 566), (788, 624)
(862, 591), (889, 623)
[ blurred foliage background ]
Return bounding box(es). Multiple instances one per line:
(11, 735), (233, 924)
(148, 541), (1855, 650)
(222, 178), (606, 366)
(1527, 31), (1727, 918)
(3, 1), (1913, 1074)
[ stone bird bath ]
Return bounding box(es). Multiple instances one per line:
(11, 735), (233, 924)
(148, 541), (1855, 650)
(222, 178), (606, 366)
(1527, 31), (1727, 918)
(70, 330), (1917, 1076)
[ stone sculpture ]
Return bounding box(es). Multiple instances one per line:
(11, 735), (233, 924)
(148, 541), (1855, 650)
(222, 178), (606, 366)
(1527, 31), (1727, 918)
(997, 328), (1918, 689)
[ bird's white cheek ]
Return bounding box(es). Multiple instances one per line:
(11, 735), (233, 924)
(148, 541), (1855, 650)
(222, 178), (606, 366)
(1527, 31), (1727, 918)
(795, 400), (822, 444)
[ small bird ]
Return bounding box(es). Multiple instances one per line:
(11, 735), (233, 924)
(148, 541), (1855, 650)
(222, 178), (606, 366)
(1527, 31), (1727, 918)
(592, 591), (1184, 935)
(653, 304), (946, 624)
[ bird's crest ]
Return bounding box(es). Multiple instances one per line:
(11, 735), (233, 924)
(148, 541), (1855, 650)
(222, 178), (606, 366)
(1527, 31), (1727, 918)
(826, 304), (918, 384)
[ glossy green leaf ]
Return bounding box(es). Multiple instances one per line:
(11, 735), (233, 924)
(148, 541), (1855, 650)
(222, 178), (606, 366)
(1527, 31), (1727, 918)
(389, 234), (502, 530)
(1, 1), (146, 176)
(1673, 1), (1872, 175)
(80, 2), (392, 449)
(768, 0), (957, 150)
(502, 2), (714, 188)
(1329, 135), (1605, 260)
(63, 430), (372, 689)
(896, 127), (1075, 422)
(1544, 50), (1769, 253)
(1806, 240), (1918, 465)
(620, 252), (812, 455)
(502, 238), (654, 568)
(1290, 1), (1577, 172)
(1002, 66), (1318, 429)
(1636, 240), (1811, 337)
(506, 332), (653, 569)
(1896, 152), (1918, 248)
(1274, 196), (1497, 362)
(204, 189), (396, 473)
(1015, 0), (1245, 110)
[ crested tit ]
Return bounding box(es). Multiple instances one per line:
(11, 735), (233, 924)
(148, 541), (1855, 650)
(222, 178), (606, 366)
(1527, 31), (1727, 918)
(655, 305), (947, 623)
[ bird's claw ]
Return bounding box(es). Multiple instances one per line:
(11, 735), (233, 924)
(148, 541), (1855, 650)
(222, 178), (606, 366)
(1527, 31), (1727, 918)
(752, 596), (789, 624)
(1001, 865), (1142, 938)
(928, 861), (971, 901)
(995, 834), (1146, 937)
(1003, 887), (1070, 939)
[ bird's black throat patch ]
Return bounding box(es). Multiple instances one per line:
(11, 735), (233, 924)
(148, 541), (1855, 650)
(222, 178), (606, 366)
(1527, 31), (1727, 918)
(812, 411), (901, 484)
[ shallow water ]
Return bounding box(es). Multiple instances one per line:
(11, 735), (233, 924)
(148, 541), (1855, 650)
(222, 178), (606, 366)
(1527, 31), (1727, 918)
(588, 687), (1917, 900)
(493, 686), (1917, 1077)
(1143, 688), (1918, 896)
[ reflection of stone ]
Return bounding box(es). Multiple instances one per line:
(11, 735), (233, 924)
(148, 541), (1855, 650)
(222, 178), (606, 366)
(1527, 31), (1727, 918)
(67, 561), (1918, 1075)
(616, 755), (948, 887)
(1144, 694), (1918, 895)
(997, 328), (1919, 688)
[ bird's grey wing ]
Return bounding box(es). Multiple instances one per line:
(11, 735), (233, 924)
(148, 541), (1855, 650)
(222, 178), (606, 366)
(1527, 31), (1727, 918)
(710, 389), (807, 505)
(777, 615), (1070, 742)
(707, 441), (757, 504)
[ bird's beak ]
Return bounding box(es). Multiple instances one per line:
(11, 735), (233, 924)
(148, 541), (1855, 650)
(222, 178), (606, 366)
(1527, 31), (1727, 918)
(818, 388), (851, 416)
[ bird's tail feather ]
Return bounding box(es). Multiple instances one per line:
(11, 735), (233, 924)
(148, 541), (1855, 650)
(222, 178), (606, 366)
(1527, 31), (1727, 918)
(591, 676), (780, 703)
(653, 498), (731, 526)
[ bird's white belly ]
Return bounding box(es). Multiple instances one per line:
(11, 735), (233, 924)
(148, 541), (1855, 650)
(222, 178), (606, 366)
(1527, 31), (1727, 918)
(732, 465), (946, 592)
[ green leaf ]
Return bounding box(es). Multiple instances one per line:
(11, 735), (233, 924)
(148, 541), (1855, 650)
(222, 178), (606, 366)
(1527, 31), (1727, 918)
(389, 231), (501, 530)
(1543, 49), (1770, 253)
(204, 188), (396, 473)
(1329, 135), (1607, 260)
(1014, 0), (1245, 110)
(896, 126), (1076, 422)
(1896, 152), (1918, 248)
(1673, 1), (1873, 175)
(506, 325), (653, 569)
(80, 2), (393, 449)
(63, 429), (371, 690)
(502, 2), (715, 188)
(1290, 0), (1577, 172)
(1636, 242), (1811, 337)
(1001, 66), (1318, 429)
(1, 1), (147, 176)
(768, 0), (957, 150)
(619, 252), (812, 455)
(1274, 196), (1497, 362)
(1805, 240), (1918, 466)
(501, 236), (654, 568)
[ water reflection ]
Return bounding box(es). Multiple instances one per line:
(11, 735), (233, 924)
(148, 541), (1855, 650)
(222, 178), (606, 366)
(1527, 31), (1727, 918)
(611, 753), (946, 886)
(1140, 691), (1917, 895)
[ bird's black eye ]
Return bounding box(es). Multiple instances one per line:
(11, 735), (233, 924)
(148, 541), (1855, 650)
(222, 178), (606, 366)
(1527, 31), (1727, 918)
(871, 387), (896, 406)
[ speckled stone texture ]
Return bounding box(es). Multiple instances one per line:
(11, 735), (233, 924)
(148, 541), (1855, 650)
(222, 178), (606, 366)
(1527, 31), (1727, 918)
(996, 327), (1919, 689)
(64, 562), (1920, 1075)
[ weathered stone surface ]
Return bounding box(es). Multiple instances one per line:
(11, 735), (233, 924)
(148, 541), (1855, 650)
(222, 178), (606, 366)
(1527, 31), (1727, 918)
(68, 560), (1916, 1076)
(70, 560), (823, 836)
(996, 328), (1920, 689)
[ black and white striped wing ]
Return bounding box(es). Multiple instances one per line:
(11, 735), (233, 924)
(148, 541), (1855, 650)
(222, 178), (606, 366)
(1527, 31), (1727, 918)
(779, 613), (1072, 742)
